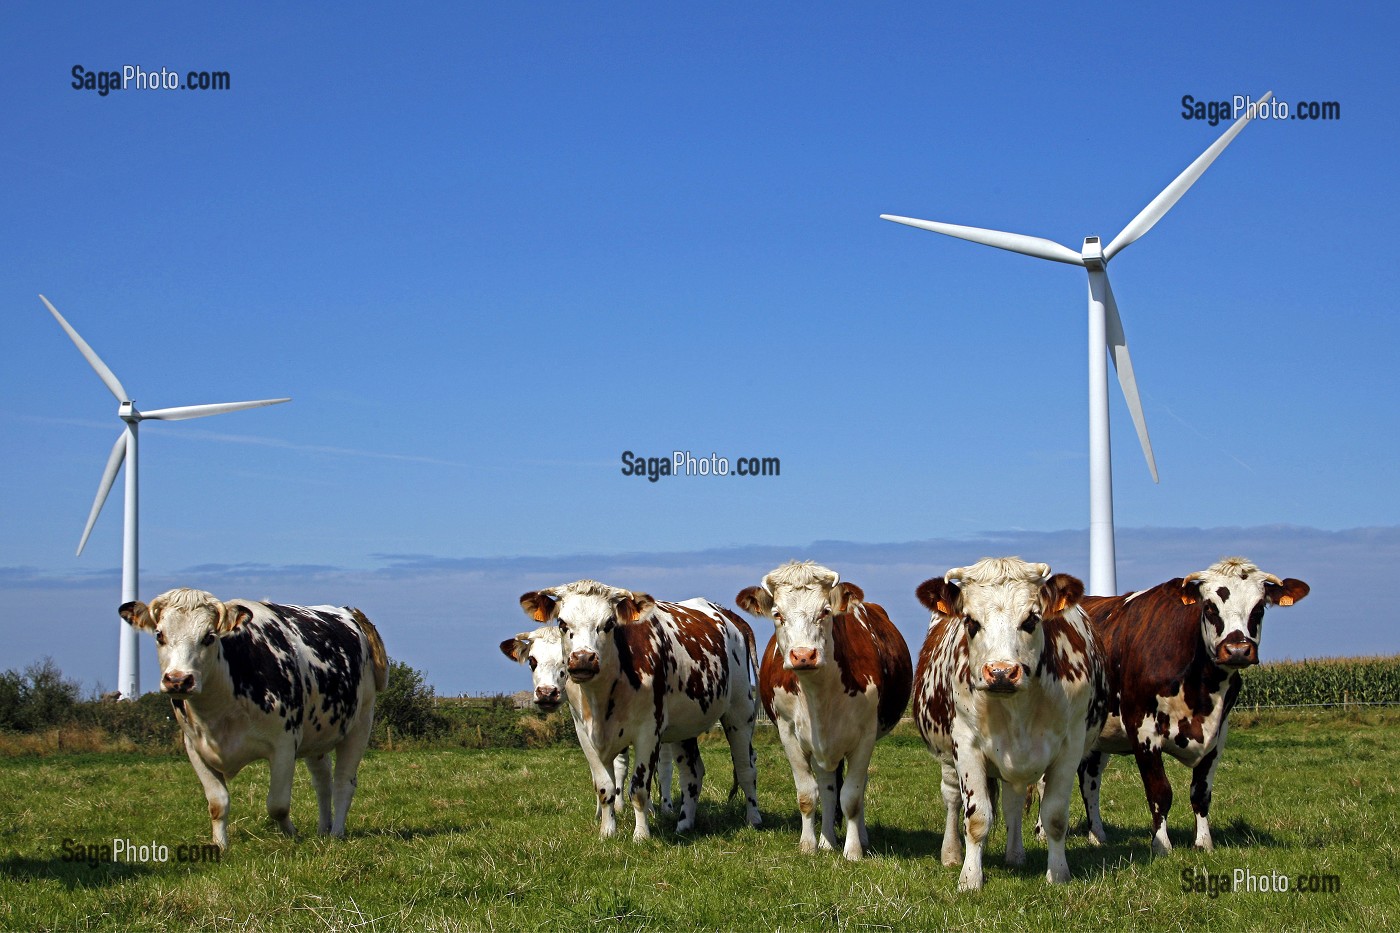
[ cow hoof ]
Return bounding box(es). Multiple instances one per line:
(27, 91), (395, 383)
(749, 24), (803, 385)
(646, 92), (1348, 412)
(843, 847), (863, 862)
(1086, 831), (1105, 847)
(1151, 839), (1173, 857)
(957, 871), (983, 892)
(1004, 850), (1025, 867)
(675, 819), (694, 833)
(1046, 866), (1070, 885)
(1193, 839), (1214, 852)
(799, 837), (817, 854)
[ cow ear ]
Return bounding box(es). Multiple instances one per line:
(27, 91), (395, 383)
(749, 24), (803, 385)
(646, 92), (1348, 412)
(735, 586), (774, 617)
(1265, 577), (1310, 607)
(1180, 578), (1203, 606)
(119, 600), (155, 631)
(520, 590), (559, 623)
(615, 592), (656, 624)
(1041, 573), (1084, 617)
(217, 602), (254, 634)
(916, 578), (958, 615)
(831, 582), (864, 613)
(499, 634), (531, 663)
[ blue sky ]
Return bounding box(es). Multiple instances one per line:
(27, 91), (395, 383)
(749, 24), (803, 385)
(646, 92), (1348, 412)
(3, 3), (1395, 695)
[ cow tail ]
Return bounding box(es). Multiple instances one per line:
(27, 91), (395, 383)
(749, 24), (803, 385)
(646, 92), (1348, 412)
(351, 608), (389, 692)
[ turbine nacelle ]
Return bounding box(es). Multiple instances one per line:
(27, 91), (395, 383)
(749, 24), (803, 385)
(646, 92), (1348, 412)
(1080, 236), (1105, 269)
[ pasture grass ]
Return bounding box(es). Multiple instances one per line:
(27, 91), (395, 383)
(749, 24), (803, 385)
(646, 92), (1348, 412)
(1, 709), (1397, 931)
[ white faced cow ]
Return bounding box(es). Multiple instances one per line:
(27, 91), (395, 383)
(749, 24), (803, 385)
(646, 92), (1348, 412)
(1075, 557), (1310, 855)
(498, 626), (676, 817)
(518, 580), (762, 840)
(736, 561), (911, 860)
(913, 558), (1107, 890)
(120, 588), (387, 849)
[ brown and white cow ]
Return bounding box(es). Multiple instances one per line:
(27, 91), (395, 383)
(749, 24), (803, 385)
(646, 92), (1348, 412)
(1074, 557), (1309, 855)
(120, 588), (387, 849)
(914, 558), (1107, 890)
(736, 561), (911, 860)
(499, 626), (676, 817)
(518, 581), (762, 840)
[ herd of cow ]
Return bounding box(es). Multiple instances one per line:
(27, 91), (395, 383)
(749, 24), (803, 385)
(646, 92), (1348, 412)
(118, 555), (1307, 891)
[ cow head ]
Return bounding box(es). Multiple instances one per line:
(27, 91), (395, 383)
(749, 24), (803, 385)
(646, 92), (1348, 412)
(737, 560), (863, 672)
(1179, 557), (1310, 669)
(917, 557), (1083, 695)
(499, 626), (569, 711)
(119, 588), (252, 695)
(518, 580), (655, 684)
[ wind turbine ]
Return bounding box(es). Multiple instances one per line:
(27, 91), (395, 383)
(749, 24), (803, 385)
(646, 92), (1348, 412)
(41, 295), (290, 698)
(881, 91), (1273, 597)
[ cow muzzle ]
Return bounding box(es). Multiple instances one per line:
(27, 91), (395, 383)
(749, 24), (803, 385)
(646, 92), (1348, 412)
(1216, 637), (1258, 668)
(534, 685), (563, 711)
(980, 662), (1024, 693)
(567, 650), (601, 682)
(161, 671), (196, 694)
(786, 647), (823, 671)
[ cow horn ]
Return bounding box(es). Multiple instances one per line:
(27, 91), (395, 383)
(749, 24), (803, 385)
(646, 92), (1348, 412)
(944, 566), (970, 584)
(1182, 571), (1208, 585)
(1261, 573), (1283, 586)
(1033, 562), (1052, 584)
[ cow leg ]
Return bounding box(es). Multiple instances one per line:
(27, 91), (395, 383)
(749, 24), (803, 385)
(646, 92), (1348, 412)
(305, 754), (334, 835)
(840, 742), (877, 861)
(1002, 779), (1025, 867)
(939, 762), (963, 866)
(266, 748), (298, 837)
(1190, 746), (1221, 851)
(579, 740), (620, 837)
(816, 765), (841, 852)
(957, 758), (994, 891)
(657, 743), (675, 815)
(629, 732), (661, 842)
(611, 750), (629, 816)
(184, 739), (231, 850)
(720, 702), (762, 827)
(329, 714), (374, 838)
(1040, 753), (1080, 884)
(776, 720), (821, 853)
(675, 738), (704, 833)
(1079, 750), (1109, 846)
(1134, 748), (1174, 856)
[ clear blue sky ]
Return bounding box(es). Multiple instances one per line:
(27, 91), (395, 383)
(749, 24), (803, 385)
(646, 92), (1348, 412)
(3, 2), (1395, 694)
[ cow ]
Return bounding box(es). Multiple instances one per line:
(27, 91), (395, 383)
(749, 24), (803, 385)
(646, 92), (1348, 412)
(517, 580), (762, 840)
(498, 626), (676, 816)
(913, 557), (1107, 890)
(119, 588), (387, 850)
(736, 561), (911, 860)
(1072, 557), (1310, 855)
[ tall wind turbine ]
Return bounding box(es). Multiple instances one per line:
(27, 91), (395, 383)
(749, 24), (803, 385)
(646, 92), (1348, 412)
(41, 295), (290, 698)
(881, 92), (1273, 597)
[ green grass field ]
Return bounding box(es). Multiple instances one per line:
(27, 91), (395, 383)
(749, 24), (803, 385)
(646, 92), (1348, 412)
(1, 709), (1397, 931)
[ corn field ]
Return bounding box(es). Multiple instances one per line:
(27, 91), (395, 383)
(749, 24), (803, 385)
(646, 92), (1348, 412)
(1238, 654), (1400, 708)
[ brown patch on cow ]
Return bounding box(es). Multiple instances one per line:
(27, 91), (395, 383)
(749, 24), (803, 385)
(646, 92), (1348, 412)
(662, 602), (730, 707)
(913, 615), (964, 740)
(759, 635), (796, 721)
(1216, 586), (1231, 602)
(209, 800), (225, 821)
(350, 608), (389, 692)
(832, 601), (912, 733)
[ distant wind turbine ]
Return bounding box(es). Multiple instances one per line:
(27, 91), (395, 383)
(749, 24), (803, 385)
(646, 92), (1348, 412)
(41, 295), (290, 698)
(881, 91), (1273, 596)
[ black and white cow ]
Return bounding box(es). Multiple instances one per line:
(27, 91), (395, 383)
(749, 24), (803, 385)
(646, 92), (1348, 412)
(120, 588), (387, 849)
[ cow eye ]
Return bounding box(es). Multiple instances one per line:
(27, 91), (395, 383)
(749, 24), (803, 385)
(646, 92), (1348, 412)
(528, 657), (538, 671)
(200, 632), (216, 646)
(601, 617), (615, 633)
(820, 606), (832, 618)
(1020, 613), (1040, 633)
(558, 621), (570, 634)
(155, 631), (167, 646)
(964, 617), (981, 638)
(773, 611), (785, 624)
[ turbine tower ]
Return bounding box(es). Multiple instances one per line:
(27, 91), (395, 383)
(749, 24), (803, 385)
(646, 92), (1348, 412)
(882, 91), (1273, 596)
(42, 295), (290, 698)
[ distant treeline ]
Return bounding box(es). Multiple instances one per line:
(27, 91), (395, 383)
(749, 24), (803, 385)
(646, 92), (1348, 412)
(2, 654), (1396, 757)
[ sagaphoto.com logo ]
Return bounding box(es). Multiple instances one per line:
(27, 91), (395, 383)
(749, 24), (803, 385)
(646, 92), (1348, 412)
(71, 64), (231, 97)
(620, 450), (780, 483)
(60, 837), (221, 867)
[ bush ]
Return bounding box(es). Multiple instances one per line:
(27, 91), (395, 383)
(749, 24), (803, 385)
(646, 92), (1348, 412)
(0, 658), (81, 732)
(373, 660), (449, 743)
(77, 692), (182, 753)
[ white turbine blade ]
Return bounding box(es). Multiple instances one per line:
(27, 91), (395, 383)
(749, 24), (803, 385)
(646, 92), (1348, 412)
(40, 295), (130, 402)
(77, 431), (128, 556)
(140, 397), (291, 421)
(880, 214), (1084, 266)
(1105, 90), (1273, 261)
(1102, 274), (1159, 483)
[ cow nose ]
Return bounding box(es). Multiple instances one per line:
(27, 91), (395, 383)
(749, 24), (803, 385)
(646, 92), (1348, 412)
(982, 662), (1022, 691)
(787, 647), (822, 670)
(567, 650), (600, 680)
(1219, 640), (1257, 667)
(161, 671), (195, 693)
(535, 685), (561, 706)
